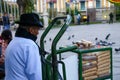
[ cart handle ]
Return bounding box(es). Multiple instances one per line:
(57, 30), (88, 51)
(40, 16), (67, 55)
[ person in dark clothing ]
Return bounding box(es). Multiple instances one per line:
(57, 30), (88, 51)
(87, 14), (90, 25)
(109, 12), (113, 24)
(2, 12), (10, 30)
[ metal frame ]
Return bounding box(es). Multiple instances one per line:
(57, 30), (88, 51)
(73, 47), (113, 80)
(40, 16), (74, 80)
(40, 16), (113, 80)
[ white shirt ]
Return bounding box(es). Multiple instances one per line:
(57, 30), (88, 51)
(77, 14), (81, 19)
(66, 14), (72, 25)
(5, 37), (42, 80)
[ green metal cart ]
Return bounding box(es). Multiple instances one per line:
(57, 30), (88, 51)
(40, 16), (113, 80)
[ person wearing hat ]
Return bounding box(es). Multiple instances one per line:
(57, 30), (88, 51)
(5, 13), (43, 80)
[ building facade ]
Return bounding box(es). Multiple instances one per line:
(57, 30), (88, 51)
(36, 0), (114, 21)
(0, 0), (115, 22)
(0, 0), (19, 21)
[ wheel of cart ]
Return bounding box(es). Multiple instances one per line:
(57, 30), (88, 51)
(40, 16), (113, 80)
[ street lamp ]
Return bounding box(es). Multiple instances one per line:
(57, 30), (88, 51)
(104, 4), (108, 22)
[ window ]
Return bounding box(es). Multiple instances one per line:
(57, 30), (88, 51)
(81, 1), (85, 10)
(96, 0), (100, 8)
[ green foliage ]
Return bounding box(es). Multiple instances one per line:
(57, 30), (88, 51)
(48, 18), (52, 24)
(66, 7), (81, 23)
(71, 9), (75, 23)
(115, 5), (120, 21)
(66, 8), (70, 13)
(56, 20), (61, 25)
(1, 0), (5, 13)
(116, 6), (120, 14)
(48, 8), (57, 19)
(24, 0), (34, 13)
(74, 6), (78, 15)
(39, 17), (54, 26)
(108, 0), (120, 6)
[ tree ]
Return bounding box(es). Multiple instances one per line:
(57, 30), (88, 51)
(1, 0), (6, 13)
(17, 0), (34, 15)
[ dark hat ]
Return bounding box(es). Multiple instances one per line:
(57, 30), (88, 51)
(16, 13), (43, 28)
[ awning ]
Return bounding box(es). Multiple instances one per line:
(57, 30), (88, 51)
(109, 0), (120, 3)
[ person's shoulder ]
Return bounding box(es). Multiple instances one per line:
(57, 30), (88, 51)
(12, 37), (37, 49)
(14, 37), (35, 44)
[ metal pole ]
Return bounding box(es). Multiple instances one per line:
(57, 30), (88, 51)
(69, 2), (71, 14)
(43, 0), (48, 28)
(36, 0), (39, 13)
(6, 0), (9, 14)
(14, 0), (16, 20)
(16, 5), (19, 19)
(0, 0), (3, 15)
(4, 0), (7, 12)
(86, 1), (88, 16)
(52, 1), (54, 18)
(10, 0), (13, 21)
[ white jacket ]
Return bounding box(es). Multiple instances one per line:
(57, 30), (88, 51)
(5, 37), (42, 80)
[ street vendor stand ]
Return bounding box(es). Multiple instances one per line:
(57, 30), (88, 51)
(40, 16), (113, 80)
(72, 46), (113, 80)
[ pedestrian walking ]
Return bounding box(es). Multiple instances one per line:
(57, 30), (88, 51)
(5, 13), (43, 80)
(2, 12), (10, 30)
(66, 12), (71, 21)
(77, 13), (81, 25)
(109, 12), (113, 24)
